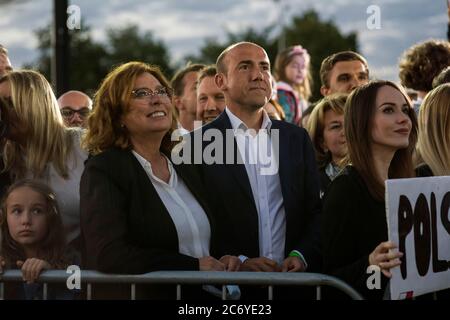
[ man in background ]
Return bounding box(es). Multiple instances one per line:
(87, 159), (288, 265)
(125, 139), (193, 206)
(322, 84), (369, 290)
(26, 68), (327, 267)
(58, 90), (92, 128)
(171, 63), (205, 133)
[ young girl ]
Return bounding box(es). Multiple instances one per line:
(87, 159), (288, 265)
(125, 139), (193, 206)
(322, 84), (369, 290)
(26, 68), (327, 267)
(274, 45), (312, 126)
(0, 179), (70, 299)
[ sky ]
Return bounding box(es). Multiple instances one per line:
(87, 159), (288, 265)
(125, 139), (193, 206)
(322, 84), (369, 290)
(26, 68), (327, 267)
(0, 0), (447, 83)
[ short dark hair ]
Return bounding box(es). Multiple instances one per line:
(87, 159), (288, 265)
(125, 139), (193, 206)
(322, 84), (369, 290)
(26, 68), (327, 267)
(432, 66), (450, 88)
(320, 51), (369, 88)
(399, 39), (450, 92)
(170, 63), (205, 97)
(197, 65), (217, 87)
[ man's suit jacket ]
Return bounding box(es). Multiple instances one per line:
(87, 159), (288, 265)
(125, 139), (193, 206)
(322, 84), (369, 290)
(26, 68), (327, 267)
(80, 147), (218, 275)
(186, 112), (322, 271)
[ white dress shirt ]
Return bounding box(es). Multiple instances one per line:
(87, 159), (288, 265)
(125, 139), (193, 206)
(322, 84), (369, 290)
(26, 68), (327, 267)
(134, 150), (241, 299)
(225, 107), (287, 265)
(133, 150), (210, 259)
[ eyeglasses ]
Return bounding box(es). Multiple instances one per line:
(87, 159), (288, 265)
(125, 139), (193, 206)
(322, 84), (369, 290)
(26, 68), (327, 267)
(131, 87), (172, 102)
(60, 107), (91, 119)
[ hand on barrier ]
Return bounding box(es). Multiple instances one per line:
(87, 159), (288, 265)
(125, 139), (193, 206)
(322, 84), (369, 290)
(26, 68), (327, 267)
(16, 258), (51, 284)
(219, 255), (241, 272)
(368, 241), (403, 278)
(281, 256), (305, 272)
(199, 256), (226, 271)
(241, 257), (281, 272)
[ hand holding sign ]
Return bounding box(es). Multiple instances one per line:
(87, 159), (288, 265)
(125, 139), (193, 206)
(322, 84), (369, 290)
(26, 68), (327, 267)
(369, 241), (403, 278)
(386, 176), (450, 299)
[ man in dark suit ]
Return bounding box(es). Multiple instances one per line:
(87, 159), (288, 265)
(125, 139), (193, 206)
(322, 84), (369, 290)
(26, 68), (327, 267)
(177, 42), (322, 280)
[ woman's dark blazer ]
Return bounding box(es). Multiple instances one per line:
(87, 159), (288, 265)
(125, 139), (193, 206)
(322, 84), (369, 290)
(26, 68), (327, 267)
(318, 166), (331, 198)
(321, 166), (388, 300)
(80, 147), (218, 275)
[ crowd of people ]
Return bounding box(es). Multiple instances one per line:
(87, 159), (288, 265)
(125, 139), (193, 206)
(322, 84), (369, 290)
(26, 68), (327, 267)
(0, 28), (449, 301)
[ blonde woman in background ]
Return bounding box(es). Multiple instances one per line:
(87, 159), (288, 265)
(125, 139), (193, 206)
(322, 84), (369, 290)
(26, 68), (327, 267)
(306, 94), (347, 197)
(0, 70), (87, 256)
(416, 83), (450, 177)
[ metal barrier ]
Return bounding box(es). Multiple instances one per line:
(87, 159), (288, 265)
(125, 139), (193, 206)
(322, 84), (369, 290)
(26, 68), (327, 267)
(0, 270), (364, 300)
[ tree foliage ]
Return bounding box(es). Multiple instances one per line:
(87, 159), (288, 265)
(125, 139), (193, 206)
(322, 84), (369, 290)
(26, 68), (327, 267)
(188, 10), (358, 101)
(26, 23), (172, 96)
(28, 9), (358, 101)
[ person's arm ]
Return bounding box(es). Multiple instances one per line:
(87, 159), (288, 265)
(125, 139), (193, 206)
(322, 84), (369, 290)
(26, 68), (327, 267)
(80, 158), (200, 274)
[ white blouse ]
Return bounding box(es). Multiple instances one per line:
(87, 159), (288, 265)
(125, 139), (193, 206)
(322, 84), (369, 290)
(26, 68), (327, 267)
(132, 150), (211, 258)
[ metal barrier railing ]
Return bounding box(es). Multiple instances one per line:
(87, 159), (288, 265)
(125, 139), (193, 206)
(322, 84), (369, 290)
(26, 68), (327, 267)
(0, 270), (364, 300)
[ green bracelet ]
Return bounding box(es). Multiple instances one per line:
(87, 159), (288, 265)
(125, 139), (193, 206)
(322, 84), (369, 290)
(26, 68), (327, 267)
(289, 251), (301, 258)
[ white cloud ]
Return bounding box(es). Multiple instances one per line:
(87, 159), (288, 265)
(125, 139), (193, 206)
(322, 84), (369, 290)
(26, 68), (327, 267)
(0, 28), (37, 48)
(0, 0), (446, 85)
(371, 65), (399, 82)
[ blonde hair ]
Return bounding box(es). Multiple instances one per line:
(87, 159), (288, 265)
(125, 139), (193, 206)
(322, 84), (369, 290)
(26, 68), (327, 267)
(1, 70), (74, 180)
(306, 94), (347, 168)
(82, 61), (177, 155)
(417, 84), (450, 175)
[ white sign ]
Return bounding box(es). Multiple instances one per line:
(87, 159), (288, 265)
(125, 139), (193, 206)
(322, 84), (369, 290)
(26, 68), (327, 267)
(386, 176), (450, 299)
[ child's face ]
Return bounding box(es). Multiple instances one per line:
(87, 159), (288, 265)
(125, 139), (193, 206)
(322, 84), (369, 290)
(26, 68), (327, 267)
(285, 55), (308, 85)
(6, 186), (49, 248)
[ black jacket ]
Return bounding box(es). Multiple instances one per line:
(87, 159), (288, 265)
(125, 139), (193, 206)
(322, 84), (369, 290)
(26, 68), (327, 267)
(80, 147), (217, 274)
(321, 166), (388, 299)
(184, 111), (322, 272)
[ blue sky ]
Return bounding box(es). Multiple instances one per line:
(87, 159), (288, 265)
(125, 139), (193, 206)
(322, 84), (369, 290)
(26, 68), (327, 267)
(0, 0), (447, 82)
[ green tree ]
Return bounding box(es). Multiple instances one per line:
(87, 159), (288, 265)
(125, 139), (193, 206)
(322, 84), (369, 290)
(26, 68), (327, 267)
(187, 9), (359, 101)
(282, 10), (358, 101)
(105, 25), (173, 77)
(26, 23), (172, 96)
(184, 26), (277, 66)
(25, 22), (108, 96)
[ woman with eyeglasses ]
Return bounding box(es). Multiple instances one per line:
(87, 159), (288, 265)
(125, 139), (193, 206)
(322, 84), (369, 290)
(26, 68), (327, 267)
(0, 70), (87, 259)
(80, 62), (240, 299)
